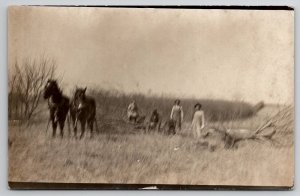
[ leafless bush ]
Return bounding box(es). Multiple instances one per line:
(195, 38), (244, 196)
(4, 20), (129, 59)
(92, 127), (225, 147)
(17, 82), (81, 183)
(8, 56), (57, 122)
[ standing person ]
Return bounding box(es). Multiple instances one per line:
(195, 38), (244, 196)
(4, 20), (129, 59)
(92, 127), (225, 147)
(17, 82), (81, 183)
(170, 99), (184, 132)
(127, 100), (139, 123)
(191, 103), (206, 138)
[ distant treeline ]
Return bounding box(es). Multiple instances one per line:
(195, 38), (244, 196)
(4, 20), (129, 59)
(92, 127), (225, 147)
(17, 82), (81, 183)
(89, 88), (263, 122)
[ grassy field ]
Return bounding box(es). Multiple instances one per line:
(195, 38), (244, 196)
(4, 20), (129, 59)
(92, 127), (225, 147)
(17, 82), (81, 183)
(8, 101), (294, 187)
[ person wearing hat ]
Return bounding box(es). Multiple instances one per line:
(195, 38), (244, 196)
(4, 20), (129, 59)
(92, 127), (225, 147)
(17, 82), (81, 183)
(191, 103), (206, 138)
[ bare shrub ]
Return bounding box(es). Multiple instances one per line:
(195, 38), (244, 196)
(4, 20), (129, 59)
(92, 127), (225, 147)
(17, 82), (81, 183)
(8, 56), (56, 122)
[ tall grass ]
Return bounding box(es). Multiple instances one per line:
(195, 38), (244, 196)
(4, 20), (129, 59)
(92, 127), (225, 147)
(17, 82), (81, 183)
(8, 108), (294, 187)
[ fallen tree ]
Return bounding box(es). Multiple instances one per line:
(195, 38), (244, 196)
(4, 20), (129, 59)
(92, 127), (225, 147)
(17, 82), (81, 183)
(223, 121), (275, 148)
(203, 119), (276, 149)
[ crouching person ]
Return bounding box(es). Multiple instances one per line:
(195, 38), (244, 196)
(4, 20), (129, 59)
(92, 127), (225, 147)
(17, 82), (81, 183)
(165, 119), (176, 135)
(127, 100), (139, 124)
(147, 109), (161, 132)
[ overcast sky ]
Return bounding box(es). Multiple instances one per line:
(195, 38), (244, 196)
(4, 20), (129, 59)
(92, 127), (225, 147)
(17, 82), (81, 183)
(8, 6), (294, 104)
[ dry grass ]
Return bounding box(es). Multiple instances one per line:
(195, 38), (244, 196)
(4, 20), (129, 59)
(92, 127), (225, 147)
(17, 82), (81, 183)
(8, 105), (294, 187)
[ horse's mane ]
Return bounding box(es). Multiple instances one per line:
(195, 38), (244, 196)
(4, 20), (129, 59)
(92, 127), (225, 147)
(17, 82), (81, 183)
(49, 80), (64, 103)
(53, 81), (63, 94)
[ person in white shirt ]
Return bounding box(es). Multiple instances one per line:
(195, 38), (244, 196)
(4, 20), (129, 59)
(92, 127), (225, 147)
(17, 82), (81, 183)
(191, 103), (206, 138)
(170, 99), (184, 132)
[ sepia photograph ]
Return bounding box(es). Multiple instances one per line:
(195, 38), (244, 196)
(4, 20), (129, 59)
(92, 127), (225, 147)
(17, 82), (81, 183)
(7, 6), (294, 189)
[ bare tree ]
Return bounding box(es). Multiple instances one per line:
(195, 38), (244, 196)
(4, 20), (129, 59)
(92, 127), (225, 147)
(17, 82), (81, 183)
(8, 56), (57, 122)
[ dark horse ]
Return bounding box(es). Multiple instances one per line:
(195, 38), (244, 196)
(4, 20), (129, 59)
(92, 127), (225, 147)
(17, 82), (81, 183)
(70, 87), (97, 139)
(43, 79), (70, 137)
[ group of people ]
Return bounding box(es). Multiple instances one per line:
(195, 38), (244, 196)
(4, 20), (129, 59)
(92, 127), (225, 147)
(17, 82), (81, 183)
(43, 79), (206, 139)
(127, 99), (206, 138)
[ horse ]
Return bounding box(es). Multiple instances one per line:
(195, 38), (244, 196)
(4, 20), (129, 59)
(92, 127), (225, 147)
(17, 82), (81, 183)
(71, 87), (98, 139)
(43, 79), (70, 138)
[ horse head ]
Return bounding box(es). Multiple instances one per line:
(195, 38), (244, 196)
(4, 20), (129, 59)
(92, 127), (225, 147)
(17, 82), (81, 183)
(74, 87), (87, 101)
(43, 79), (58, 99)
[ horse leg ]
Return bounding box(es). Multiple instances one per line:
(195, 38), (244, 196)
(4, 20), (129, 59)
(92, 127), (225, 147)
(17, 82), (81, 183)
(79, 120), (86, 139)
(74, 116), (78, 138)
(67, 114), (71, 137)
(71, 113), (76, 137)
(45, 117), (51, 133)
(59, 120), (65, 138)
(52, 120), (57, 137)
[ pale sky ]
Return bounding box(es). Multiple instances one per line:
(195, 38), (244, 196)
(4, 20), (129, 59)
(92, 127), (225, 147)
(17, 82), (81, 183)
(8, 6), (294, 104)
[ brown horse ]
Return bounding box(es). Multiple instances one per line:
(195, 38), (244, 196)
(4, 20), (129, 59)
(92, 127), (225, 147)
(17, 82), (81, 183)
(43, 79), (70, 138)
(70, 87), (98, 139)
